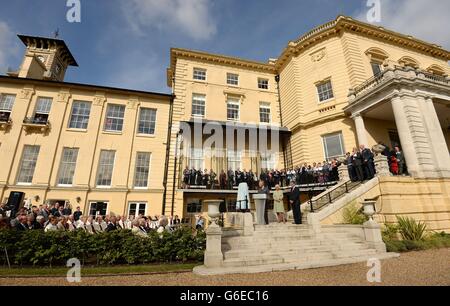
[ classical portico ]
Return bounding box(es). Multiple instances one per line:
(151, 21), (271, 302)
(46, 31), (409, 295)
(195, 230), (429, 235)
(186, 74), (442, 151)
(345, 65), (450, 178)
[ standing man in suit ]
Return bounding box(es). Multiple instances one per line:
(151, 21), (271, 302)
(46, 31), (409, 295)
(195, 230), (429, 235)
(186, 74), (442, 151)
(360, 145), (375, 180)
(352, 147), (365, 182)
(288, 181), (302, 225)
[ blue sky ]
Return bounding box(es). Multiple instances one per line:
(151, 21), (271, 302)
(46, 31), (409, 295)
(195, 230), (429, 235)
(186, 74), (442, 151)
(0, 0), (449, 94)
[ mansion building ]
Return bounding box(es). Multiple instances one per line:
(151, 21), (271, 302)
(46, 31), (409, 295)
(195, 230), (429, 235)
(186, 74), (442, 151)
(1, 16), (449, 230)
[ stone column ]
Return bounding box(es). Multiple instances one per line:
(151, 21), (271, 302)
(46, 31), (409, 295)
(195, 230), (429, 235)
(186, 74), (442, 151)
(390, 95), (421, 177)
(352, 113), (368, 147)
(204, 223), (223, 268)
(419, 96), (450, 177)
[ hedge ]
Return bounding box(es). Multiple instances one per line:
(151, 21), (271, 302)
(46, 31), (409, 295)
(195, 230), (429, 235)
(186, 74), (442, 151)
(0, 228), (206, 267)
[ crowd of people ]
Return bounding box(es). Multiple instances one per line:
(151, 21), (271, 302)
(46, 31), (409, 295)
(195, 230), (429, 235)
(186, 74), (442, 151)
(0, 201), (186, 236)
(344, 143), (406, 182)
(182, 160), (340, 190)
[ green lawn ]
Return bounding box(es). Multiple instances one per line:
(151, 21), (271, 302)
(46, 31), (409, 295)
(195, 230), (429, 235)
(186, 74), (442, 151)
(0, 263), (198, 277)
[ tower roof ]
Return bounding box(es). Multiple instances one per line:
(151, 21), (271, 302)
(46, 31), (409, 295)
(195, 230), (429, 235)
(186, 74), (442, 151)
(17, 34), (78, 67)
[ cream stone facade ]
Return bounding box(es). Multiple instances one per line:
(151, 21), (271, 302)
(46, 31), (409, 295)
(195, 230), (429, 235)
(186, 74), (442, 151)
(0, 36), (173, 218)
(1, 16), (449, 230)
(166, 16), (450, 230)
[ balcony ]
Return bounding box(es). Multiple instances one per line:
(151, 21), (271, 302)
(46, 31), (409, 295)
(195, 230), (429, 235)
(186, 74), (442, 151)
(0, 113), (12, 129)
(348, 65), (450, 102)
(22, 116), (51, 133)
(0, 119), (12, 130)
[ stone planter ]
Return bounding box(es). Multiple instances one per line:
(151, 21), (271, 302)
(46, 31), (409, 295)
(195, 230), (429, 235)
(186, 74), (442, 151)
(205, 199), (221, 224)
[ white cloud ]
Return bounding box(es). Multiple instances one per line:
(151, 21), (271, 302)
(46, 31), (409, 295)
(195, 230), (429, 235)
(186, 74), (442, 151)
(122, 0), (217, 40)
(354, 0), (450, 49)
(103, 49), (168, 92)
(0, 21), (18, 74)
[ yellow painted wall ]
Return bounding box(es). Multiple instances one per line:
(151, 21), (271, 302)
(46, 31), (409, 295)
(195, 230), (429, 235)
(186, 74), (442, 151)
(0, 81), (171, 217)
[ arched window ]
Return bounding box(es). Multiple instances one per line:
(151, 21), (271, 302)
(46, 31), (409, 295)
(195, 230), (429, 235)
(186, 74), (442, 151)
(398, 56), (420, 69)
(365, 48), (389, 77)
(426, 64), (446, 76)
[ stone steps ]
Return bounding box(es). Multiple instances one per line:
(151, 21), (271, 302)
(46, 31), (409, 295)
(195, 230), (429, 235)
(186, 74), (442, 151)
(222, 237), (364, 249)
(194, 222), (399, 276)
(194, 252), (399, 276)
(223, 243), (372, 260)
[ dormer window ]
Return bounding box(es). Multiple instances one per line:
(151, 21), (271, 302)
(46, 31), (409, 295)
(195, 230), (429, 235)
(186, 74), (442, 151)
(33, 97), (52, 124)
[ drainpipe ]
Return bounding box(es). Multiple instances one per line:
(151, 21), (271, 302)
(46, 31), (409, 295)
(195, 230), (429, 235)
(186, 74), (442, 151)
(171, 130), (182, 217)
(162, 84), (175, 216)
(275, 75), (288, 170)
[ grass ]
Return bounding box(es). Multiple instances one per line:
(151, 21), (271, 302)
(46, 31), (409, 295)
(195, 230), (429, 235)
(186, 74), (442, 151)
(0, 263), (198, 277)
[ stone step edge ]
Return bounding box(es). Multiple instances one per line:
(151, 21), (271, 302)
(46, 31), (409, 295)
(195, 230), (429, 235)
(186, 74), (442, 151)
(193, 252), (400, 276)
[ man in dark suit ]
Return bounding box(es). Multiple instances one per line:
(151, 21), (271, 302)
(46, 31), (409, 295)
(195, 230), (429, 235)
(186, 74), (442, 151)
(15, 215), (29, 231)
(288, 181), (302, 225)
(360, 145), (375, 179)
(73, 207), (83, 221)
(352, 148), (365, 182)
(106, 216), (118, 232)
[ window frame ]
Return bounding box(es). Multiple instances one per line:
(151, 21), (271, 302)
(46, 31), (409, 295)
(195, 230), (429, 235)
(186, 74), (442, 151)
(227, 73), (239, 86)
(316, 79), (335, 103)
(257, 78), (269, 90)
(193, 68), (207, 81)
(57, 147), (79, 186)
(137, 107), (157, 135)
(33, 97), (53, 124)
(259, 102), (271, 124)
(134, 152), (151, 189)
(68, 101), (92, 130)
(370, 61), (383, 77)
(227, 98), (240, 122)
(17, 145), (40, 185)
(322, 132), (345, 161)
(0, 94), (16, 122)
(89, 201), (109, 217)
(128, 202), (148, 218)
(191, 94), (206, 118)
(96, 150), (116, 188)
(104, 104), (126, 133)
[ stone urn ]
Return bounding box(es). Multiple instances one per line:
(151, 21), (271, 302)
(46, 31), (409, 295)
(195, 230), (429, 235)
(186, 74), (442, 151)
(372, 144), (386, 156)
(253, 193), (267, 225)
(204, 199), (222, 225)
(362, 200), (377, 221)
